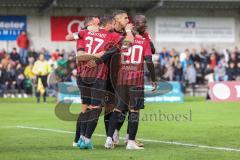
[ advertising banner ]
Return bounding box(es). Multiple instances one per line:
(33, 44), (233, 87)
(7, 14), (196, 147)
(0, 16), (27, 40)
(209, 81), (240, 102)
(51, 16), (85, 41)
(155, 17), (235, 42)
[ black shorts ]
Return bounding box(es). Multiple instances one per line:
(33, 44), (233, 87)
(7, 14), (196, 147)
(77, 76), (106, 106)
(116, 85), (144, 111)
(104, 75), (116, 105)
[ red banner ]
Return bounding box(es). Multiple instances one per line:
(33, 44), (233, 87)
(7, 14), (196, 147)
(209, 81), (240, 102)
(51, 16), (85, 41)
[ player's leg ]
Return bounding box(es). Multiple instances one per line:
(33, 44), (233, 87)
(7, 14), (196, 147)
(73, 76), (91, 147)
(104, 102), (114, 135)
(103, 77), (115, 135)
(126, 86), (144, 150)
(105, 85), (129, 149)
(81, 79), (106, 149)
(104, 76), (123, 144)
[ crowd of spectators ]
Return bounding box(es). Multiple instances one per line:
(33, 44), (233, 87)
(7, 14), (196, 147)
(149, 46), (240, 92)
(1, 43), (240, 98)
(0, 47), (77, 99)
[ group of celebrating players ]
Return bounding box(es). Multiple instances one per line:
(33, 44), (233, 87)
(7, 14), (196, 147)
(66, 10), (157, 150)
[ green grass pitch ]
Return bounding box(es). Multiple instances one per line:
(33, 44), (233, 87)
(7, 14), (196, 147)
(0, 97), (240, 160)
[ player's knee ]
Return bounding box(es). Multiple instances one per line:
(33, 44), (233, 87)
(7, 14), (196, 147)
(129, 109), (139, 113)
(129, 111), (139, 123)
(82, 105), (88, 113)
(113, 110), (126, 123)
(113, 108), (123, 113)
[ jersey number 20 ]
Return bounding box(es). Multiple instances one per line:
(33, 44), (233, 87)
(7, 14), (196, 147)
(121, 45), (143, 64)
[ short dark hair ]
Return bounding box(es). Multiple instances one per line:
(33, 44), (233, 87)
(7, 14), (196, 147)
(133, 13), (146, 23)
(99, 15), (114, 27)
(112, 10), (127, 18)
(84, 16), (98, 27)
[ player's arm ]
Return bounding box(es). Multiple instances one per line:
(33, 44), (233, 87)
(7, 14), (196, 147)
(86, 46), (119, 68)
(150, 41), (156, 54)
(144, 55), (157, 91)
(76, 49), (105, 62)
(66, 29), (86, 41)
(65, 32), (80, 41)
(145, 56), (156, 82)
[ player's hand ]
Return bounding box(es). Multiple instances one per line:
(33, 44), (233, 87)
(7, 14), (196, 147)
(151, 82), (157, 92)
(125, 23), (133, 32)
(87, 60), (97, 68)
(94, 51), (105, 58)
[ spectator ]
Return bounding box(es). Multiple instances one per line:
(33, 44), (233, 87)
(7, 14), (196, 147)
(56, 53), (68, 81)
(209, 53), (217, 70)
(61, 49), (68, 59)
(236, 62), (240, 80)
(48, 54), (58, 72)
(181, 49), (192, 72)
(0, 63), (7, 97)
(32, 53), (51, 103)
(163, 62), (174, 81)
(10, 47), (21, 64)
(24, 62), (36, 96)
(28, 48), (38, 61)
(211, 48), (220, 62)
(0, 49), (6, 61)
(1, 54), (11, 69)
(16, 63), (26, 98)
(195, 62), (204, 84)
(219, 55), (228, 68)
(173, 62), (183, 81)
(186, 63), (196, 96)
(70, 69), (77, 82)
(229, 52), (237, 65)
(233, 46), (240, 63)
(214, 63), (227, 81)
(6, 63), (17, 98)
(16, 31), (29, 65)
(227, 62), (237, 81)
(223, 49), (230, 64)
(51, 49), (60, 61)
(180, 48), (189, 62)
(199, 47), (208, 72)
(159, 47), (170, 66)
(190, 48), (200, 63)
(40, 47), (51, 60)
(204, 64), (214, 83)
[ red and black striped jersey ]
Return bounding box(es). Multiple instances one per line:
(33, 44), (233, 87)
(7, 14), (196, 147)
(77, 29), (122, 80)
(117, 35), (152, 87)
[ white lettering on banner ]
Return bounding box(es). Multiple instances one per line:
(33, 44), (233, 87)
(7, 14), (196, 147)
(235, 85), (240, 98)
(212, 83), (231, 100)
(0, 21), (25, 29)
(67, 20), (83, 34)
(0, 29), (21, 36)
(155, 17), (235, 42)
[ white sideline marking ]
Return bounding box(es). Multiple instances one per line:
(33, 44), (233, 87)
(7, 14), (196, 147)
(15, 125), (240, 152)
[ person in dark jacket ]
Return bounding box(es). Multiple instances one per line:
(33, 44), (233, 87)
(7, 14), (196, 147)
(10, 47), (21, 64)
(6, 63), (17, 98)
(0, 63), (8, 97)
(227, 62), (237, 81)
(16, 63), (25, 97)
